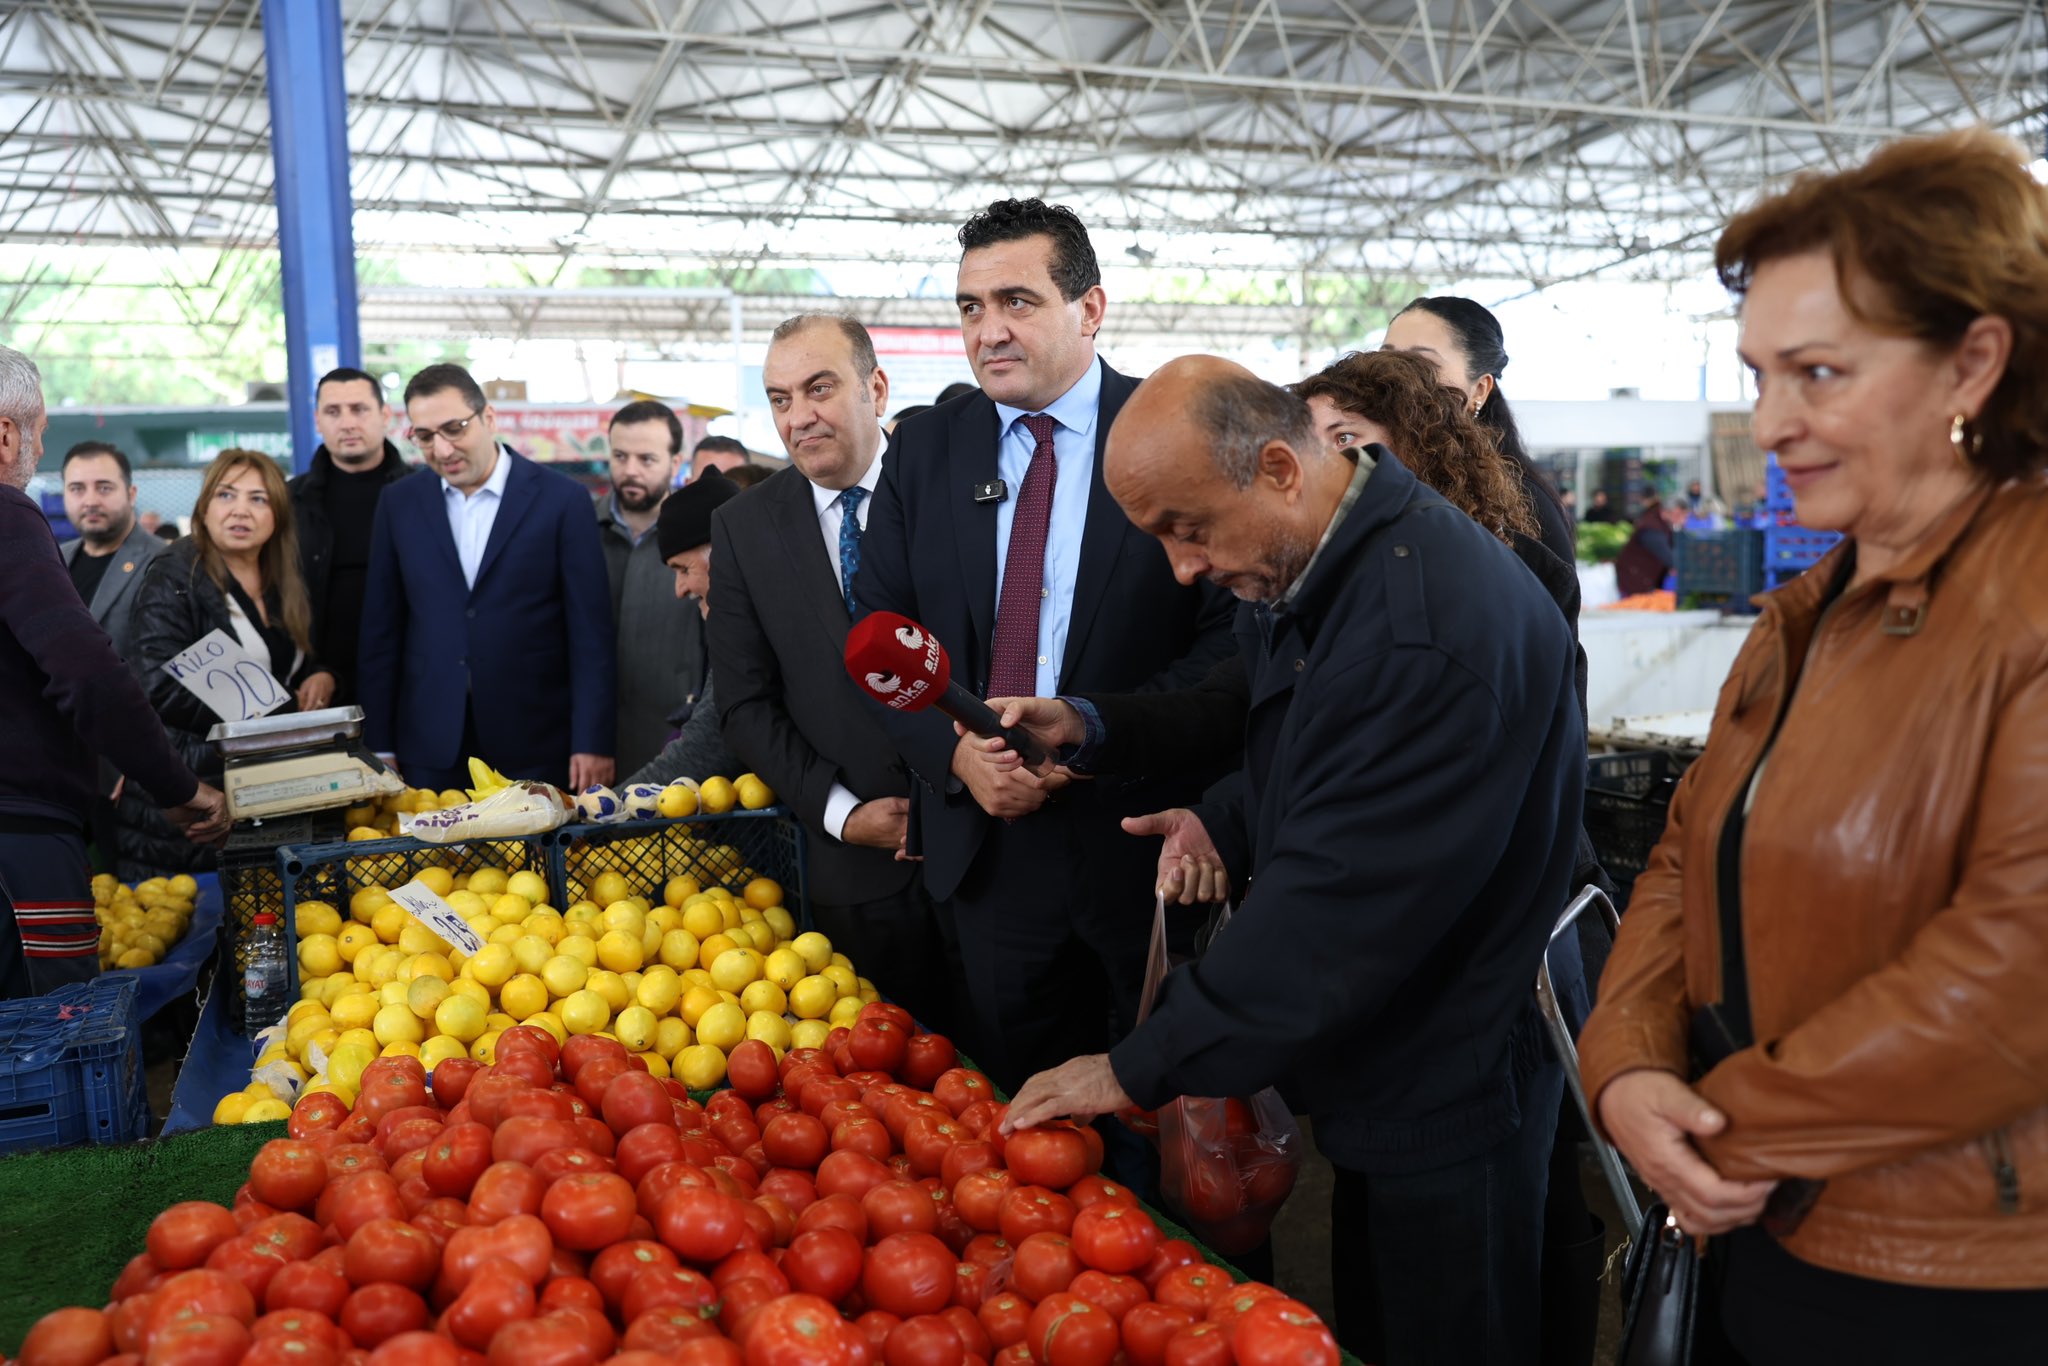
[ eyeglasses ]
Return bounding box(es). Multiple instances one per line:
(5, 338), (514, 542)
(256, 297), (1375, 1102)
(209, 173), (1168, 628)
(409, 414), (481, 449)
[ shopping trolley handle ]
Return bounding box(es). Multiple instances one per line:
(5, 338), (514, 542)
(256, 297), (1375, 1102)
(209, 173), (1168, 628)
(1548, 884), (1619, 949)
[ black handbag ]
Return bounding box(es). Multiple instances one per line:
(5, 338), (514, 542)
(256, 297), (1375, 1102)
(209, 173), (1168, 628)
(1617, 1202), (1698, 1366)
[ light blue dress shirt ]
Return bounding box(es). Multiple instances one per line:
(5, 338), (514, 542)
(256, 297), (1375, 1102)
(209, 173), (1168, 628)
(442, 445), (513, 589)
(991, 359), (1102, 697)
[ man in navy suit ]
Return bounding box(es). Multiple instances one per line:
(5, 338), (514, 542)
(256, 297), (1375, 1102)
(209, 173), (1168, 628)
(358, 364), (616, 793)
(854, 200), (1236, 1089)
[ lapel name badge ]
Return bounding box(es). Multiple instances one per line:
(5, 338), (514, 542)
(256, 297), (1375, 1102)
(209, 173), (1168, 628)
(973, 480), (1008, 505)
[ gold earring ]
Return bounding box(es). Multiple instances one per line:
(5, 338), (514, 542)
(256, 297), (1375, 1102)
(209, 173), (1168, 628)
(1950, 412), (1971, 458)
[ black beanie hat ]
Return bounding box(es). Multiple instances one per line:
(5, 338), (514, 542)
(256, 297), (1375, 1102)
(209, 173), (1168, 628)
(656, 469), (741, 560)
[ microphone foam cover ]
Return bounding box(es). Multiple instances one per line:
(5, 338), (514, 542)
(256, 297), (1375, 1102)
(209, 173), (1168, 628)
(843, 611), (953, 712)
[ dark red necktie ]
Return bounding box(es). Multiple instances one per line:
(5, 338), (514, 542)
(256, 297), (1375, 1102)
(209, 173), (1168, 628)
(988, 414), (1057, 698)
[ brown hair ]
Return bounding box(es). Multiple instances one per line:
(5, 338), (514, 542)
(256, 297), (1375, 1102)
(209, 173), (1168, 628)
(189, 449), (313, 655)
(1292, 350), (1538, 545)
(1715, 126), (2048, 480)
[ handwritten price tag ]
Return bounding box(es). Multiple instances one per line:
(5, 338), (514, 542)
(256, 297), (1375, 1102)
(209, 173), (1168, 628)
(161, 628), (289, 722)
(386, 880), (485, 956)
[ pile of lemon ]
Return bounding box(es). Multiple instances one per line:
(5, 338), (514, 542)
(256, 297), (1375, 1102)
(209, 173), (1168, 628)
(212, 1079), (293, 1126)
(271, 865), (878, 1108)
(341, 787), (478, 841)
(95, 873), (199, 970)
(651, 773), (777, 820)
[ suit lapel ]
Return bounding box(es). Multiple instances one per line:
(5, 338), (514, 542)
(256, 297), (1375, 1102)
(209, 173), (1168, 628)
(772, 469), (855, 648)
(472, 449), (540, 591)
(952, 395), (1002, 660)
(89, 527), (151, 620)
(1057, 362), (1137, 685)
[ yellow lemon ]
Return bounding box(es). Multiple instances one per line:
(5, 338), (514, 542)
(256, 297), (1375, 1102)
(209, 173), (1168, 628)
(763, 947), (807, 993)
(520, 915), (565, 947)
(399, 922), (448, 956)
(676, 1044), (727, 1090)
(663, 874), (701, 907)
(380, 981), (411, 1010)
(830, 952), (853, 971)
(483, 923), (521, 948)
(614, 1005), (658, 1052)
(739, 980), (787, 1017)
(242, 1097), (292, 1124)
(657, 784), (699, 820)
(405, 975), (450, 1020)
(420, 1035), (469, 1071)
(501, 973), (549, 1020)
(820, 964), (859, 999)
(586, 969), (631, 1013)
(736, 774), (774, 811)
(792, 931), (833, 973)
(588, 872), (630, 908)
(335, 924), (378, 964)
(373, 1003), (425, 1046)
(636, 966), (683, 1015)
(169, 873), (199, 899)
(447, 977), (491, 1010)
(658, 929), (701, 972)
(679, 984), (721, 1027)
(742, 877), (783, 911)
(379, 1041), (422, 1061)
(638, 1052), (671, 1079)
(694, 1000), (745, 1052)
(709, 948), (763, 994)
(486, 1011), (517, 1034)
(565, 902), (603, 930)
(790, 1019), (831, 1051)
(601, 902), (645, 937)
(507, 870), (549, 904)
(447, 890), (489, 920)
(745, 1010), (792, 1054)
(561, 989), (610, 1035)
(349, 887), (391, 924)
(698, 933), (739, 966)
(719, 901), (743, 932)
(298, 933), (342, 978)
(654, 1016), (692, 1059)
(409, 951), (454, 983)
(763, 907), (796, 941)
(468, 943), (516, 988)
(525, 1012), (568, 1046)
(467, 868), (509, 898)
(489, 893), (531, 926)
(434, 994), (487, 1043)
(557, 935), (599, 968)
(415, 866), (456, 897)
(680, 902), (724, 942)
(541, 955), (589, 998)
(212, 1091), (252, 1125)
(335, 1026), (380, 1055)
(597, 930), (644, 974)
(739, 922), (777, 953)
(346, 826), (385, 843)
(828, 995), (865, 1029)
(698, 777), (736, 815)
(507, 934), (552, 976)
(789, 975), (837, 1020)
(470, 1030), (501, 1064)
(370, 902), (410, 944)
(296, 902), (343, 938)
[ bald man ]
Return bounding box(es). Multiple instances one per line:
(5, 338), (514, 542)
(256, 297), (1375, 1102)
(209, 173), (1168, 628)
(995, 357), (1586, 1364)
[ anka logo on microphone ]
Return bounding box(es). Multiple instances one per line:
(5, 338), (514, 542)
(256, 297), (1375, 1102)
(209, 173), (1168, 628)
(844, 611), (951, 712)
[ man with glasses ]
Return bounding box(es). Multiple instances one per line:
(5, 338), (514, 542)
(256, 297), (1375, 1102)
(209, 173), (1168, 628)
(358, 363), (616, 793)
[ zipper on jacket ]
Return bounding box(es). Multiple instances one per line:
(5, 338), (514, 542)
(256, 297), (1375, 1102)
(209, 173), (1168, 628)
(1988, 1129), (2021, 1214)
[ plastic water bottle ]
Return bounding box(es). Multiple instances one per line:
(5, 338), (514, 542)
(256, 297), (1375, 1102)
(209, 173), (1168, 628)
(242, 912), (290, 1032)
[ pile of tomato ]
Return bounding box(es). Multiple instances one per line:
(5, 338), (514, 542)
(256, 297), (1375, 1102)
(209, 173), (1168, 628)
(11, 1003), (1340, 1366)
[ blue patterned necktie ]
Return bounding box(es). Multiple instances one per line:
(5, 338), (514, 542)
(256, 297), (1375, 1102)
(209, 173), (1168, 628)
(836, 486), (866, 617)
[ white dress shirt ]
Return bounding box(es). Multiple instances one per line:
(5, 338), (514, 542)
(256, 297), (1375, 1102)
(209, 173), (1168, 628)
(444, 446), (513, 588)
(810, 435), (887, 842)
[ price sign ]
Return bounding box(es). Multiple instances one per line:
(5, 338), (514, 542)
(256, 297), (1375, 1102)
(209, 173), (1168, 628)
(161, 628), (289, 722)
(387, 880), (485, 956)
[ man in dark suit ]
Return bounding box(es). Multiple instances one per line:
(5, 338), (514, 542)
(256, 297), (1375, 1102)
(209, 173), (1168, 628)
(854, 200), (1236, 1088)
(58, 441), (163, 663)
(358, 364), (616, 793)
(709, 314), (955, 1033)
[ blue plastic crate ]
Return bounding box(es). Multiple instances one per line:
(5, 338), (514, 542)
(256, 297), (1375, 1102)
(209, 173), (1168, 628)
(0, 976), (149, 1153)
(1764, 458), (1796, 513)
(1676, 528), (1764, 601)
(1765, 524), (1843, 576)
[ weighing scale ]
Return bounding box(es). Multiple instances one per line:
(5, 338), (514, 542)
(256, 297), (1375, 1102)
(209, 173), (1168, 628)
(208, 706), (405, 822)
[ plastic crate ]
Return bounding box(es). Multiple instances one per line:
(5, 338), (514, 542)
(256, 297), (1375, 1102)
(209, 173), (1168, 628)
(1675, 528), (1764, 603)
(548, 811), (808, 922)
(0, 976), (149, 1153)
(218, 813), (345, 1036)
(1764, 524), (1843, 577)
(271, 832), (554, 1002)
(1584, 751), (1694, 911)
(1764, 458), (1795, 513)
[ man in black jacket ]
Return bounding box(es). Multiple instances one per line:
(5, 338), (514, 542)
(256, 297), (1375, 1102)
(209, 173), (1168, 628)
(1000, 357), (1585, 1364)
(289, 367), (413, 703)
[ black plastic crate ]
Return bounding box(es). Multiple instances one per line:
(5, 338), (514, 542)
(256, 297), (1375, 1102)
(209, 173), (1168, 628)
(1675, 528), (1764, 604)
(548, 812), (807, 922)
(1584, 751), (1694, 911)
(0, 975), (149, 1153)
(218, 812), (345, 1036)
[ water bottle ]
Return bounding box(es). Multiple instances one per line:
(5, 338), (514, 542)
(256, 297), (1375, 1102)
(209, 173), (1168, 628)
(242, 912), (291, 1033)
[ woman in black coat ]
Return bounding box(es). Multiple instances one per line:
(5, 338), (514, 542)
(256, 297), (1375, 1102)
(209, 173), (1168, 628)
(118, 450), (333, 878)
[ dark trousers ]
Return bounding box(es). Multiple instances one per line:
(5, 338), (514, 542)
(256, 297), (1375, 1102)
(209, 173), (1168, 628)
(1330, 1059), (1563, 1366)
(399, 702), (561, 793)
(810, 877), (962, 1041)
(0, 824), (99, 999)
(943, 799), (1157, 1093)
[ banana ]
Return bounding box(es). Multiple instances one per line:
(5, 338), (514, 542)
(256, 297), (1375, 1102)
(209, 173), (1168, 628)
(464, 757), (514, 802)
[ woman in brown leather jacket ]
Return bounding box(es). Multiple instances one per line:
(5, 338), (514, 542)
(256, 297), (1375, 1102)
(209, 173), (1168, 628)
(1578, 128), (2048, 1361)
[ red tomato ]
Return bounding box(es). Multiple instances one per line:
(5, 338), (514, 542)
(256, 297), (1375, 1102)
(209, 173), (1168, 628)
(761, 1113), (830, 1170)
(490, 1116), (582, 1168)
(108, 1295), (155, 1356)
(290, 1094), (352, 1140)
(620, 1305), (719, 1356)
(1070, 1271), (1146, 1323)
(950, 1172), (1015, 1233)
(961, 1235), (1012, 1271)
(558, 1035), (627, 1084)
(541, 1172), (637, 1251)
(862, 1232), (957, 1317)
(601, 1071), (674, 1136)
(847, 1019), (909, 1075)
(831, 1118), (894, 1162)
(929, 1071), (991, 1119)
(110, 1252), (159, 1302)
(956, 1102), (1000, 1139)
(855, 1311), (901, 1356)
(1010, 1232), (1081, 1302)
(752, 1193), (798, 1248)
(323, 1145), (387, 1185)
(1206, 1283), (1286, 1331)
(147, 1269), (259, 1335)
(949, 1260), (988, 1310)
(1065, 1177), (1133, 1212)
(726, 1040), (780, 1101)
(941, 1304), (990, 1360)
(814, 1148), (892, 1201)
(264, 1261), (350, 1319)
(1003, 1128), (1090, 1191)
(998, 1187), (1076, 1245)
(782, 1227), (865, 1302)
(938, 1142), (997, 1190)
(757, 1169), (818, 1214)
(377, 1117), (445, 1167)
(1163, 1321), (1233, 1366)
(342, 1220), (438, 1291)
(902, 1117), (968, 1180)
(633, 1160), (709, 1222)
(994, 1344), (1035, 1366)
(1230, 1300), (1337, 1366)
(713, 1276), (780, 1337)
(483, 1314), (602, 1366)
(444, 1257), (537, 1351)
(492, 1049), (556, 1091)
(419, 1124), (493, 1199)
(619, 1263), (717, 1326)
(467, 1163), (547, 1226)
(1069, 1202), (1158, 1275)
(1154, 1264), (1230, 1312)
(653, 1186), (748, 1264)
(884, 1315), (964, 1366)
(248, 1141), (329, 1213)
(712, 1250), (788, 1297)
(744, 1293), (869, 1366)
(1139, 1240), (1204, 1291)
(863, 1181), (940, 1240)
(203, 1237), (287, 1302)
(440, 1214), (552, 1293)
(18, 1306), (113, 1366)
(250, 1307), (340, 1347)
(588, 1240), (679, 1309)
(356, 1066), (428, 1124)
(529, 1149), (615, 1189)
(148, 1203), (241, 1271)
(881, 1095), (947, 1143)
(337, 1285), (428, 1349)
(427, 1057), (481, 1108)
(1028, 1294), (1119, 1366)
(143, 1313), (250, 1366)
(1122, 1304), (1199, 1366)
(898, 1035), (957, 1092)
(613, 1124), (687, 1185)
(495, 1023), (560, 1062)
(793, 1193), (868, 1244)
(859, 1002), (915, 1030)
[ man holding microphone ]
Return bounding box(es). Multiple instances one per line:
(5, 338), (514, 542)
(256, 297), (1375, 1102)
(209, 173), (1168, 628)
(992, 357), (1585, 1365)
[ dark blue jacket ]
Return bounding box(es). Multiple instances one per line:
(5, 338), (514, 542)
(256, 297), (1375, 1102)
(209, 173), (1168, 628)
(358, 449), (615, 782)
(1107, 452), (1585, 1174)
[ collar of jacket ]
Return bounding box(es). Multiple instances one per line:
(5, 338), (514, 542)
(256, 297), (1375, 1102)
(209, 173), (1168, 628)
(1272, 443), (1424, 633)
(1755, 476), (1999, 638)
(300, 440), (410, 489)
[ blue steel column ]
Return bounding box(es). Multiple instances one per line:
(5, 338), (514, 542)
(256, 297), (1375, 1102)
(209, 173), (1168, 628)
(263, 0), (361, 473)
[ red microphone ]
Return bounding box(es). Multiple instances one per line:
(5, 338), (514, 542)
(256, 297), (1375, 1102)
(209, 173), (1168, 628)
(844, 612), (1052, 769)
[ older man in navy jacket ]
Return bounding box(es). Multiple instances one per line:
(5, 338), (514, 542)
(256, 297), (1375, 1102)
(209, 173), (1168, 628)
(358, 364), (616, 792)
(999, 357), (1585, 1365)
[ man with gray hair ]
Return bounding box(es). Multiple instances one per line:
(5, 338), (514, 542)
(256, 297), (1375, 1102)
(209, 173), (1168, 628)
(993, 355), (1586, 1361)
(0, 345), (228, 997)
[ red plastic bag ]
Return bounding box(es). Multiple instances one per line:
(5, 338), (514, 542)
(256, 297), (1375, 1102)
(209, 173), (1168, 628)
(1131, 897), (1303, 1255)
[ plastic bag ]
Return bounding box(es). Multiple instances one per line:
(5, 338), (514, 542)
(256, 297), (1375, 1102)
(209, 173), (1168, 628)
(1133, 897), (1304, 1256)
(400, 781), (572, 843)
